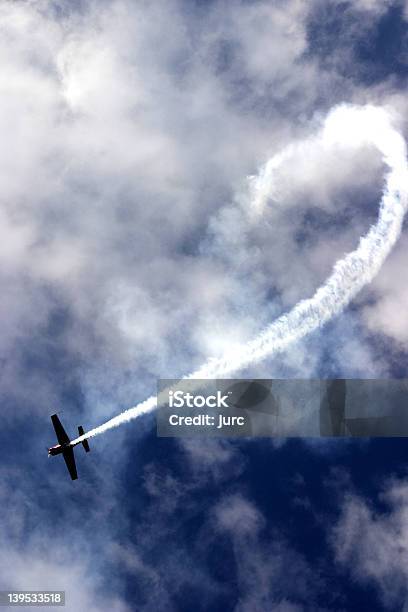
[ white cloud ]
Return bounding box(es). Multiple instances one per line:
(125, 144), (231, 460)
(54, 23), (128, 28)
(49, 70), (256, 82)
(0, 464), (130, 612)
(1, 1), (408, 609)
(362, 234), (408, 347)
(0, 0), (406, 412)
(337, 0), (393, 15)
(332, 478), (408, 608)
(212, 493), (322, 611)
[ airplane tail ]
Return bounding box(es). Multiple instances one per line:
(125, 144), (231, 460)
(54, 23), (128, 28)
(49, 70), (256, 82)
(78, 426), (90, 452)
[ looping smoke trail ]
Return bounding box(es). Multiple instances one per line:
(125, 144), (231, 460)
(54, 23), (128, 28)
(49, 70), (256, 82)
(71, 104), (408, 444)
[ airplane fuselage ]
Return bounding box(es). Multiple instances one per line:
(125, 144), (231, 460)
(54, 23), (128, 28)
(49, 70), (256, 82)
(48, 442), (76, 456)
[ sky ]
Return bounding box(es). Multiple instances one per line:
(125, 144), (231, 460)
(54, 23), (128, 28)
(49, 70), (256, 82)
(0, 0), (408, 609)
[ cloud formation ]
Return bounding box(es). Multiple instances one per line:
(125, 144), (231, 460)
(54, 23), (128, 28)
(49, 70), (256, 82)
(1, 2), (408, 609)
(332, 477), (408, 608)
(1, 0), (407, 426)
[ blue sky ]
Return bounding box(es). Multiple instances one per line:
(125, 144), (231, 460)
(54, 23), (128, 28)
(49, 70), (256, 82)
(0, 0), (408, 610)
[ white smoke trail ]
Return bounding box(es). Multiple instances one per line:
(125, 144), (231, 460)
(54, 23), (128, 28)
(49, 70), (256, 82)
(71, 104), (408, 445)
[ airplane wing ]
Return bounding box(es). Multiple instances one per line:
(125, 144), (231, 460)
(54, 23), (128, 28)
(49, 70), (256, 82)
(62, 447), (78, 481)
(51, 414), (70, 445)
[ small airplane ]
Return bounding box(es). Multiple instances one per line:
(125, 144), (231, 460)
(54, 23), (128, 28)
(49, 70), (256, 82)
(48, 414), (90, 480)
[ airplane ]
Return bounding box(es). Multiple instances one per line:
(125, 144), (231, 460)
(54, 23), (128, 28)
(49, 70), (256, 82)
(48, 414), (90, 480)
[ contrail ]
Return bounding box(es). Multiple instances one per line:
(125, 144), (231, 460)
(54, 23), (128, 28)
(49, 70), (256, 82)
(71, 104), (408, 445)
